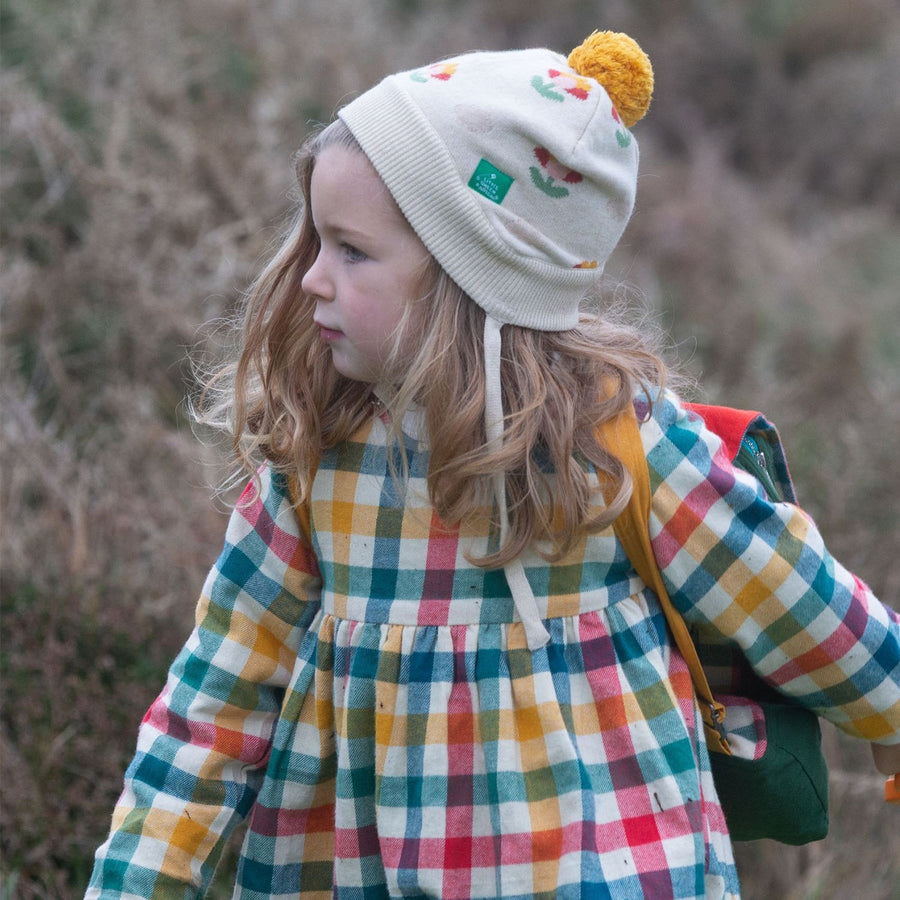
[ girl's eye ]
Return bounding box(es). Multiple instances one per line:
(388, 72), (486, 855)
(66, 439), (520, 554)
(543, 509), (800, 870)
(342, 243), (367, 263)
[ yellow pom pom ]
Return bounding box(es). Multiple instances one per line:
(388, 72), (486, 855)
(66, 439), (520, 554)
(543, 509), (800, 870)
(567, 31), (653, 128)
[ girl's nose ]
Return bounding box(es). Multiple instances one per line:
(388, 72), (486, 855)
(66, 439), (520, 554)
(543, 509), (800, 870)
(301, 249), (333, 301)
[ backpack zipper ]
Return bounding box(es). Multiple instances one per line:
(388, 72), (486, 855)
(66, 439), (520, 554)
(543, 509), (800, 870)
(736, 434), (783, 502)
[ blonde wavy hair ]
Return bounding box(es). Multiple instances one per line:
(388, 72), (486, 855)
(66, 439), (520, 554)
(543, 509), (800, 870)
(200, 120), (668, 567)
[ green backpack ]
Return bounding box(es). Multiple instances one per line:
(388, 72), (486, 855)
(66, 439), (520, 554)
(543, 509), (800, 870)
(601, 402), (829, 844)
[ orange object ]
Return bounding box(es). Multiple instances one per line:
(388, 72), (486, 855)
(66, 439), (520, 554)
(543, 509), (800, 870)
(886, 775), (900, 804)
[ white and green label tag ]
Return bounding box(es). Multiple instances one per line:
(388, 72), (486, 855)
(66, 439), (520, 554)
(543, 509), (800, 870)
(468, 158), (514, 204)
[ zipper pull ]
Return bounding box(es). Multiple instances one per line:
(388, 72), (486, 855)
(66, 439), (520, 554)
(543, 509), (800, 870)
(742, 434), (767, 471)
(736, 433), (783, 502)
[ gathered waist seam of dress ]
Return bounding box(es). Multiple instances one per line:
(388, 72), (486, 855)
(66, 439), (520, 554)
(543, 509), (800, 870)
(319, 575), (645, 626)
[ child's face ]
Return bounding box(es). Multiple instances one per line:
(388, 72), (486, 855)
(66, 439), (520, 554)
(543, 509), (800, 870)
(302, 145), (431, 383)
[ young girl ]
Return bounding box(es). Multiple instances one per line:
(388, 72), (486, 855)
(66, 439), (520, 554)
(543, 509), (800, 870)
(87, 31), (899, 900)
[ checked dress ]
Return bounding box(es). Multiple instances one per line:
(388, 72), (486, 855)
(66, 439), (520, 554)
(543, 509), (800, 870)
(87, 392), (900, 900)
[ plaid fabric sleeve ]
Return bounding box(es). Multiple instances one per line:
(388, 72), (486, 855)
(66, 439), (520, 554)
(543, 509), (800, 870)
(641, 392), (900, 745)
(86, 466), (322, 899)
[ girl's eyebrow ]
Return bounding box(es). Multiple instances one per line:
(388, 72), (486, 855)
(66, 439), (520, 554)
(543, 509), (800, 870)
(313, 218), (375, 244)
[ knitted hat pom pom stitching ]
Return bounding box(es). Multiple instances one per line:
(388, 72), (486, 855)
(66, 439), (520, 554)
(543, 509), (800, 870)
(567, 30), (653, 128)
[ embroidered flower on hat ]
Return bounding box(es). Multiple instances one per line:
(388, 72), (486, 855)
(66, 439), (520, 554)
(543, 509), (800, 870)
(531, 68), (593, 102)
(611, 107), (631, 148)
(410, 62), (458, 83)
(530, 147), (583, 198)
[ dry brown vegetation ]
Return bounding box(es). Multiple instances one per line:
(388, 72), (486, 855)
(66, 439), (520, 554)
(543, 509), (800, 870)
(2, 1), (899, 897)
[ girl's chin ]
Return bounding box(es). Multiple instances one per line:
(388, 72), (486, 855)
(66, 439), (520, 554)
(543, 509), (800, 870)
(328, 352), (379, 384)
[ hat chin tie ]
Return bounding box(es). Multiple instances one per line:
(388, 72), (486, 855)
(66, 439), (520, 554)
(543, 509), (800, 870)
(484, 315), (551, 651)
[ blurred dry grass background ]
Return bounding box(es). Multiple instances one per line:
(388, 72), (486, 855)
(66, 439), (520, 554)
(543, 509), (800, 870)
(1, 1), (899, 897)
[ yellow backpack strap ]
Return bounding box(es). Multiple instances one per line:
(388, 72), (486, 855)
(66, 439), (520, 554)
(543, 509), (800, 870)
(598, 406), (732, 755)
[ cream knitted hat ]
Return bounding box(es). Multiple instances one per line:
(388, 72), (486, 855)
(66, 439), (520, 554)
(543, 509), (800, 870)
(338, 31), (654, 649)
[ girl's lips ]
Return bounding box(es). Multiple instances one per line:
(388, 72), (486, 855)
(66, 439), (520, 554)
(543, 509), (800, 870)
(317, 325), (343, 342)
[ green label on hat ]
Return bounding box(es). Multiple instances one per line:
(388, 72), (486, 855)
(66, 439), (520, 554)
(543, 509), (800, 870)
(468, 158), (514, 205)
